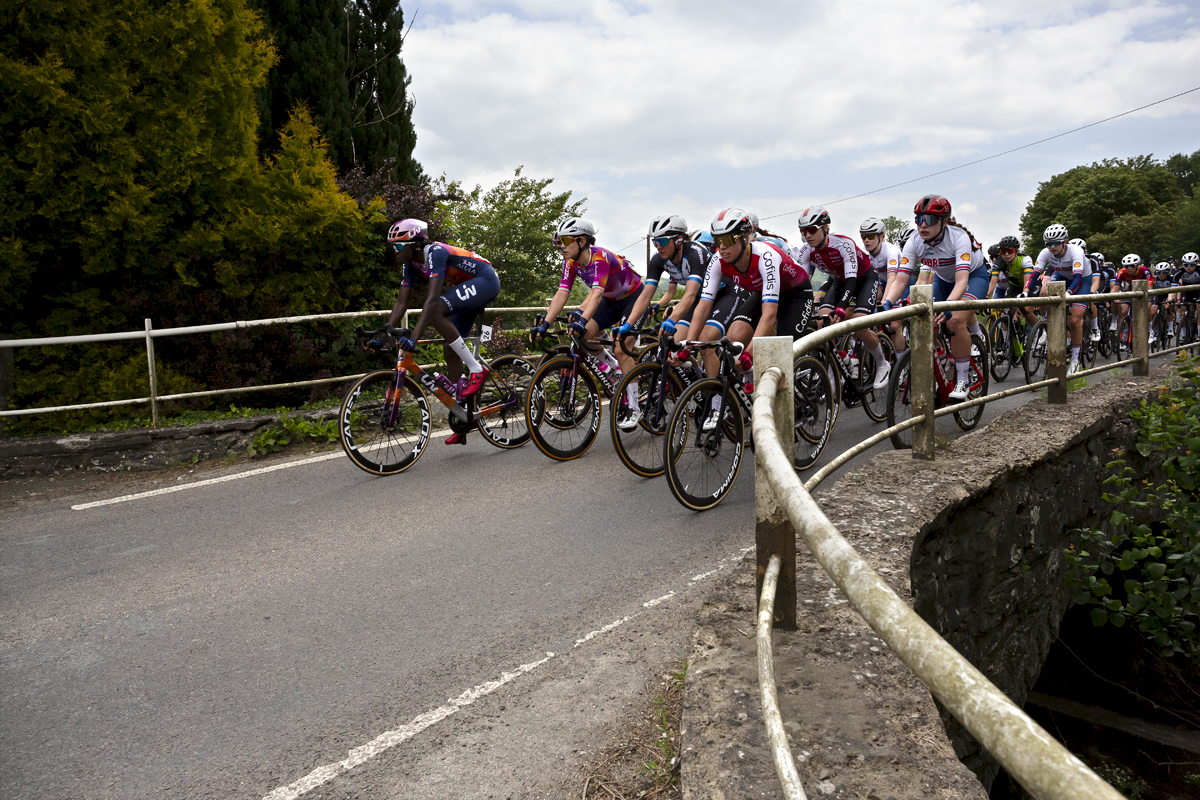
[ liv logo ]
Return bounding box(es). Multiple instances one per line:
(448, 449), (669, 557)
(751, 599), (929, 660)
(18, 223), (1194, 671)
(456, 284), (478, 301)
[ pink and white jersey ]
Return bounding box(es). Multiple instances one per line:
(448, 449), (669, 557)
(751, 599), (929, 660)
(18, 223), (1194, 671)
(869, 241), (902, 282)
(1034, 243), (1092, 278)
(900, 225), (987, 282)
(699, 241), (809, 303)
(559, 246), (642, 300)
(795, 233), (872, 281)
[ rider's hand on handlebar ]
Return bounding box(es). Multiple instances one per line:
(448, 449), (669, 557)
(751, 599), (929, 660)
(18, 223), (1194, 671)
(568, 319), (588, 336)
(736, 352), (753, 372)
(659, 318), (676, 336)
(615, 322), (632, 338)
(832, 307), (847, 322)
(397, 336), (418, 352)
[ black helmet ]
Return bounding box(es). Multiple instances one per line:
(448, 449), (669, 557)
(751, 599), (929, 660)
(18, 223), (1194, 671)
(998, 235), (1020, 250)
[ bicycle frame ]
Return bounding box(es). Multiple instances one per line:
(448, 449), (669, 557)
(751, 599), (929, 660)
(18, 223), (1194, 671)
(382, 338), (519, 429)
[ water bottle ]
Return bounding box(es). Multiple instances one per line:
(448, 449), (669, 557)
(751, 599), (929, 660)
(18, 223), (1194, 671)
(432, 372), (455, 395)
(849, 355), (860, 380)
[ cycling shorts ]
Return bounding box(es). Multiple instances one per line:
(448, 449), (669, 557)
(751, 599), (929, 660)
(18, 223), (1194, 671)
(592, 291), (639, 331)
(439, 269), (501, 336)
(817, 276), (878, 314)
(1050, 271), (1089, 310)
(704, 285), (758, 335)
(776, 282), (815, 341)
(932, 270), (991, 304)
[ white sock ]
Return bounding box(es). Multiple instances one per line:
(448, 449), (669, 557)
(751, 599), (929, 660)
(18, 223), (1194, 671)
(600, 348), (620, 370)
(1091, 318), (1099, 331)
(710, 395), (722, 412)
(868, 344), (886, 368)
(447, 337), (483, 373)
(955, 359), (970, 383)
(1071, 345), (1080, 361)
(969, 322), (984, 339)
(625, 384), (639, 408)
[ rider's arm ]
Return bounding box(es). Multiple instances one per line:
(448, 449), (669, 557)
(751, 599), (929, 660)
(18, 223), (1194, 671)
(626, 280), (658, 327)
(748, 302), (778, 356)
(667, 278), (702, 324)
(544, 287), (570, 326)
(578, 286), (605, 321)
(409, 273), (445, 341)
(946, 269), (970, 303)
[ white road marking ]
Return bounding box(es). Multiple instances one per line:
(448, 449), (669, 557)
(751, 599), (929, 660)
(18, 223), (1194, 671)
(259, 547), (751, 799)
(643, 591), (675, 608)
(71, 432), (455, 511)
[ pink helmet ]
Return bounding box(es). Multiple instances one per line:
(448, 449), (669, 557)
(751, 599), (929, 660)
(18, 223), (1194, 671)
(388, 218), (428, 243)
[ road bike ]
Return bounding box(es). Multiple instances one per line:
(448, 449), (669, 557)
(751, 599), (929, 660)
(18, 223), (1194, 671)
(886, 321), (989, 450)
(661, 338), (835, 511)
(338, 325), (535, 475)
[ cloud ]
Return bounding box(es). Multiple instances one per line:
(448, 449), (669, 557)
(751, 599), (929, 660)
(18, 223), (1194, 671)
(403, 0), (1200, 268)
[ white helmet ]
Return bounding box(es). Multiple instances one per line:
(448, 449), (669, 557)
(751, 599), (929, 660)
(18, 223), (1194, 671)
(898, 227), (916, 249)
(388, 218), (428, 243)
(1182, 252), (1199, 266)
(798, 206), (831, 229)
(1155, 261), (1171, 272)
(1043, 223), (1069, 244)
(556, 217), (595, 239)
(1090, 252), (1104, 263)
(1068, 237), (1087, 251)
(710, 207), (753, 237)
(1121, 254), (1142, 267)
(859, 217), (886, 237)
(648, 214), (688, 239)
(746, 211), (760, 230)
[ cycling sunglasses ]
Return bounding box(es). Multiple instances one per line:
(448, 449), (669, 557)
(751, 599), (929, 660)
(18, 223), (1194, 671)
(800, 225), (821, 236)
(1000, 247), (1016, 255)
(652, 236), (674, 248)
(712, 232), (744, 248)
(553, 235), (577, 248)
(914, 214), (942, 227)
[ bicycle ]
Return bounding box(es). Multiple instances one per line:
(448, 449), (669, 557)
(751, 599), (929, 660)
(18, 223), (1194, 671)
(807, 320), (894, 426)
(988, 305), (1030, 383)
(610, 329), (695, 478)
(1024, 304), (1094, 382)
(338, 325), (535, 475)
(886, 319), (989, 450)
(661, 338), (835, 511)
(525, 320), (625, 461)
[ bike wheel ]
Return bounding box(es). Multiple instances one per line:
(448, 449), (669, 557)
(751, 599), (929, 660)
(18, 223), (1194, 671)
(338, 370), (431, 475)
(475, 355), (535, 449)
(664, 379), (745, 511)
(526, 356), (602, 461)
(1096, 307), (1112, 358)
(954, 335), (990, 431)
(886, 349), (913, 450)
(857, 335), (894, 423)
(1024, 321), (1048, 384)
(1150, 315), (1165, 353)
(990, 315), (1012, 382)
(610, 362), (684, 478)
(793, 355), (835, 470)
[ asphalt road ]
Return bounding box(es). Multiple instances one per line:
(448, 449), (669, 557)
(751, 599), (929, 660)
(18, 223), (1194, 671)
(0, 361), (1126, 800)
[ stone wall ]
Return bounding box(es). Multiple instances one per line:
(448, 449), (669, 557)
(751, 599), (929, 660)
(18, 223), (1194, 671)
(815, 368), (1171, 792)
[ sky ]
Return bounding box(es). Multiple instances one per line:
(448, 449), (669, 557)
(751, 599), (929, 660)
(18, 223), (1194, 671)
(402, 0), (1200, 266)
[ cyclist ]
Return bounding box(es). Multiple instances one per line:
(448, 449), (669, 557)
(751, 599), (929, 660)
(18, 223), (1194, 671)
(386, 219), (499, 444)
(986, 235), (1039, 330)
(796, 206), (891, 390)
(901, 194), (989, 400)
(1112, 254), (1152, 344)
(1178, 253), (1200, 338)
(690, 207), (812, 429)
(1030, 224), (1091, 374)
(1151, 261), (1175, 344)
(859, 217), (906, 354)
(1068, 238), (1104, 342)
(531, 217), (643, 407)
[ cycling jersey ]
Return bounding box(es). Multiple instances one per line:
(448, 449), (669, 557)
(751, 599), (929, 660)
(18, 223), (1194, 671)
(795, 233), (872, 281)
(401, 242), (495, 289)
(1178, 269), (1200, 301)
(560, 246), (642, 300)
(900, 225), (987, 283)
(991, 253), (1034, 287)
(699, 241), (809, 304)
(868, 241), (902, 285)
(1114, 265), (1153, 291)
(645, 240), (710, 287)
(1035, 243), (1093, 281)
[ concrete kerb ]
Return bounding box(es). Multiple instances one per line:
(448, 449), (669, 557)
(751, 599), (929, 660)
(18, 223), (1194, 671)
(682, 362), (1179, 800)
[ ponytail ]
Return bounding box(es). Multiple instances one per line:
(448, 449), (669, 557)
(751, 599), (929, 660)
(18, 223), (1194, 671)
(756, 227), (788, 243)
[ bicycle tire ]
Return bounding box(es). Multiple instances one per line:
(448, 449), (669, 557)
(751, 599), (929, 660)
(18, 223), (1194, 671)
(954, 334), (990, 431)
(793, 355), (835, 470)
(857, 335), (893, 423)
(1024, 321), (1048, 384)
(663, 379), (745, 512)
(610, 362), (684, 478)
(475, 354), (535, 449)
(886, 349), (913, 450)
(1150, 314), (1165, 353)
(526, 355), (602, 461)
(990, 315), (1012, 383)
(338, 369), (431, 475)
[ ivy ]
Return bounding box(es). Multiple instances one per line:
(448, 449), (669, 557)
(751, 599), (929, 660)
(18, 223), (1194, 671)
(1064, 354), (1200, 663)
(247, 412), (339, 457)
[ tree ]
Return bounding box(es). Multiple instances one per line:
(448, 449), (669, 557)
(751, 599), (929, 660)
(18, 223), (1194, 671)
(250, 0), (421, 182)
(434, 168), (585, 306)
(882, 215), (911, 245)
(1020, 153), (1197, 261)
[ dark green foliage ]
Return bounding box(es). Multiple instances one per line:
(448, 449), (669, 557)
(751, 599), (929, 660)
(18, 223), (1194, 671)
(1064, 355), (1200, 663)
(435, 168), (586, 306)
(250, 0), (420, 182)
(1019, 151), (1199, 260)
